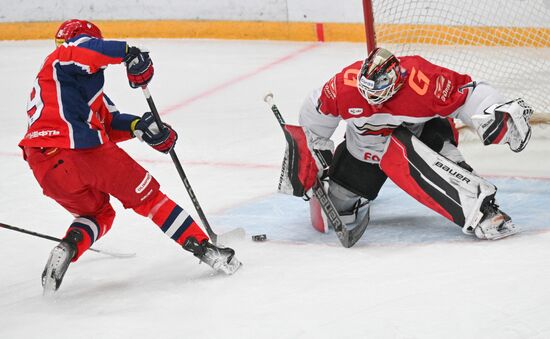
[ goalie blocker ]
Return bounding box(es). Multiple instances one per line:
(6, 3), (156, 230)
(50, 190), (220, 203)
(380, 127), (518, 240)
(277, 124), (334, 197)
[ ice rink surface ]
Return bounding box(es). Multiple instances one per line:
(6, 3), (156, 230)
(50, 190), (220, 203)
(1, 39), (549, 339)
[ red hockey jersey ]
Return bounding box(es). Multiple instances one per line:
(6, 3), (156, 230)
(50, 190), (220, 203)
(299, 55), (473, 163)
(19, 35), (137, 150)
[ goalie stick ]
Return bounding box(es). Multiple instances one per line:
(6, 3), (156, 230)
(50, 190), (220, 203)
(141, 87), (245, 245)
(263, 93), (368, 248)
(0, 222), (136, 258)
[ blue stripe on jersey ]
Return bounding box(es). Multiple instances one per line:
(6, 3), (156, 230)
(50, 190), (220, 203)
(67, 35), (127, 59)
(55, 63), (104, 148)
(161, 205), (184, 233)
(111, 113), (139, 131)
(170, 215), (195, 241)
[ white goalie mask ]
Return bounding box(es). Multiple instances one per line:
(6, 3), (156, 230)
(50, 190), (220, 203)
(357, 48), (405, 105)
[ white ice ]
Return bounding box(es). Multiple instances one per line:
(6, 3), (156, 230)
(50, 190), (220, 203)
(1, 39), (549, 339)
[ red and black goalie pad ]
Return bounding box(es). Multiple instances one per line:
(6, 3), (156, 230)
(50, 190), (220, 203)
(280, 125), (332, 197)
(380, 127), (466, 227)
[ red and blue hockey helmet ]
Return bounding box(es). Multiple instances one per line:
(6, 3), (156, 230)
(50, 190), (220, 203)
(357, 47), (405, 105)
(55, 19), (103, 46)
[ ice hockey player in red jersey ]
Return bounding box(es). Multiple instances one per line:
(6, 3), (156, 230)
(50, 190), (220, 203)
(20, 19), (241, 294)
(279, 47), (533, 243)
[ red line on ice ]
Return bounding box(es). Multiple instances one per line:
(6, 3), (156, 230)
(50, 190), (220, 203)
(3, 150), (549, 180)
(159, 43), (321, 116)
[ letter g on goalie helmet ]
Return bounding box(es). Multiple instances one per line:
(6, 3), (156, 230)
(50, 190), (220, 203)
(358, 48), (406, 105)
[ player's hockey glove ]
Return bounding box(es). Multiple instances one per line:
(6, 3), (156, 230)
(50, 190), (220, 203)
(124, 46), (154, 89)
(278, 125), (334, 199)
(132, 112), (178, 154)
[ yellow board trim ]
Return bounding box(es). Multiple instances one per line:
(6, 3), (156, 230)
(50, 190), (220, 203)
(0, 20), (548, 47)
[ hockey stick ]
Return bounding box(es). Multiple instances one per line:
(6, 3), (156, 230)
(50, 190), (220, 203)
(264, 93), (368, 248)
(141, 87), (245, 245)
(0, 222), (136, 258)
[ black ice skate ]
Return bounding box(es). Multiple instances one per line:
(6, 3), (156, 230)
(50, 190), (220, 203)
(473, 199), (519, 240)
(183, 237), (241, 275)
(41, 229), (81, 295)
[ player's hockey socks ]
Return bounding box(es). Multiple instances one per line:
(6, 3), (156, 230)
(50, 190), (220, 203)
(134, 191), (208, 245)
(278, 125), (334, 197)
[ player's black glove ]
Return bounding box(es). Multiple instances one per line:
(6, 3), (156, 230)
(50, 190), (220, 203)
(124, 46), (154, 89)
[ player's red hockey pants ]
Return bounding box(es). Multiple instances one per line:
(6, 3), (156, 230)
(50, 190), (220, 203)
(24, 142), (207, 261)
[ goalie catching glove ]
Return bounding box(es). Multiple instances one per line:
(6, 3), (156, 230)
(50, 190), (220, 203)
(473, 98), (533, 152)
(132, 112), (178, 154)
(278, 125), (334, 198)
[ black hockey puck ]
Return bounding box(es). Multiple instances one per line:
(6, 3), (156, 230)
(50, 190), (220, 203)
(252, 234), (267, 242)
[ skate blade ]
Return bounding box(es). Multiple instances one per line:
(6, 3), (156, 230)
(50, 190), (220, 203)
(214, 257), (242, 275)
(41, 246), (71, 296)
(42, 272), (57, 297)
(478, 221), (520, 240)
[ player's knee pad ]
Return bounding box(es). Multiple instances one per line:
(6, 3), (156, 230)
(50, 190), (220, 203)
(472, 98), (533, 152)
(329, 141), (387, 201)
(380, 126), (498, 232)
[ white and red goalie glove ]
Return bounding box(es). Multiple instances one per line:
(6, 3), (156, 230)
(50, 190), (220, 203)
(278, 125), (334, 198)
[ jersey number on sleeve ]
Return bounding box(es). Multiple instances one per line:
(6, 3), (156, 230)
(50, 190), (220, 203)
(26, 79), (44, 127)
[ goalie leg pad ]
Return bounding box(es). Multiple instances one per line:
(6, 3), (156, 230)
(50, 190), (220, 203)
(380, 127), (500, 232)
(309, 181), (371, 234)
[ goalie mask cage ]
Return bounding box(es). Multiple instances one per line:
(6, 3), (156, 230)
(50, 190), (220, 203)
(362, 0), (550, 116)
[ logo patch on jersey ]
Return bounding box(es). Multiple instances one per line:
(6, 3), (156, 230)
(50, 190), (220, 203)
(323, 76), (337, 100)
(434, 75), (453, 102)
(135, 172), (152, 194)
(25, 130), (60, 139)
(348, 108), (363, 115)
(354, 122), (398, 136)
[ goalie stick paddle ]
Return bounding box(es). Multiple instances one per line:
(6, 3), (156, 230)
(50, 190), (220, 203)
(0, 222), (136, 259)
(141, 87), (245, 245)
(263, 93), (367, 248)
